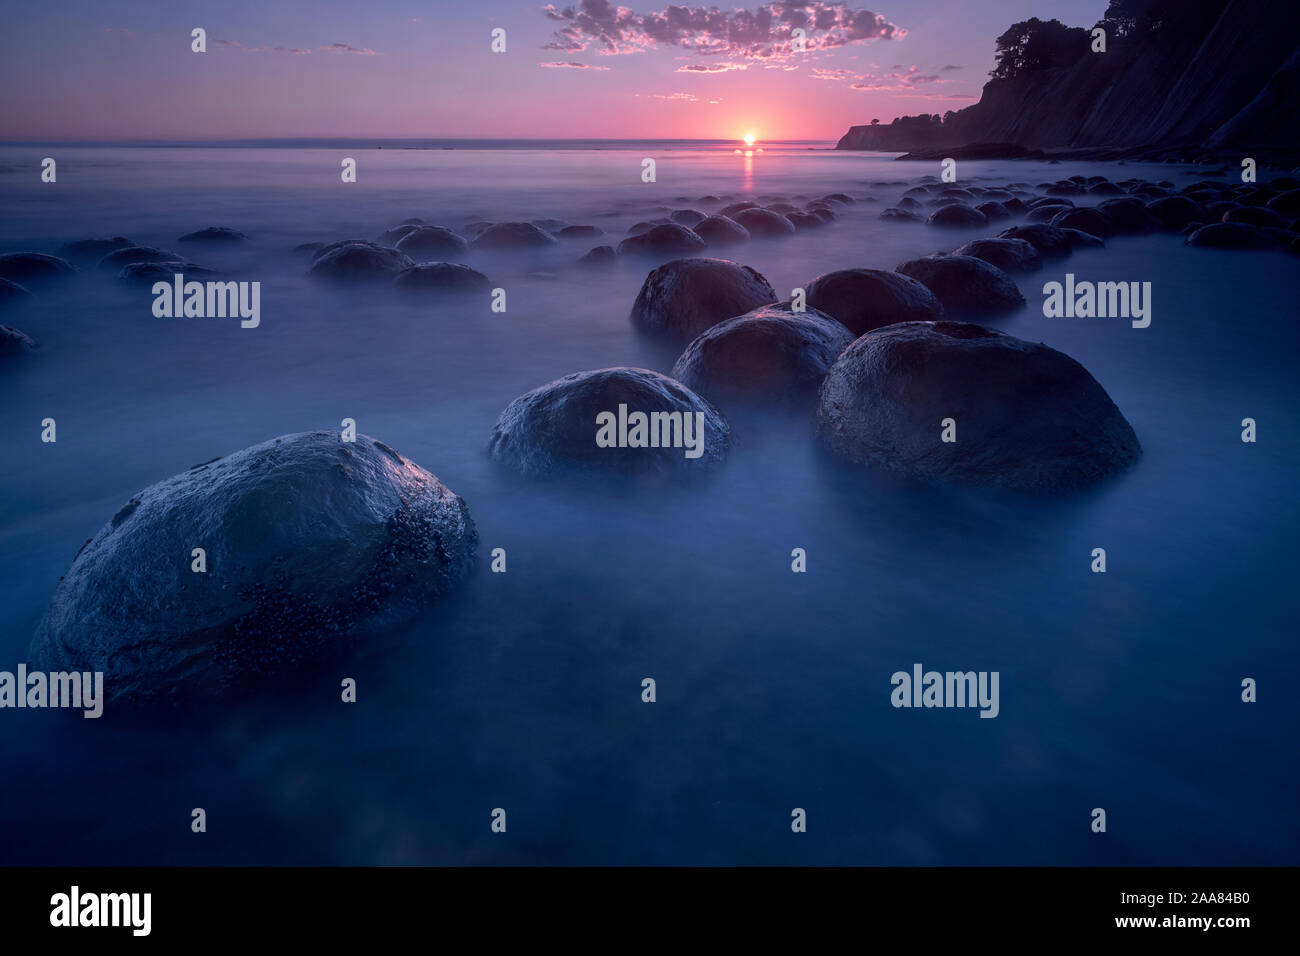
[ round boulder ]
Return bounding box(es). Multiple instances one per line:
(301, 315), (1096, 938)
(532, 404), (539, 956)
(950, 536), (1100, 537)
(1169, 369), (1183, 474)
(630, 257), (775, 342)
(58, 237), (132, 262)
(815, 321), (1141, 491)
(894, 255), (1025, 318)
(618, 223), (707, 256)
(29, 431), (478, 703)
(671, 304), (854, 402)
(395, 226), (470, 259)
(1146, 196), (1206, 231)
(927, 204), (988, 228)
(693, 215), (751, 245)
(488, 367), (729, 478)
(951, 238), (1042, 274)
(1098, 198), (1162, 234)
(805, 268), (944, 336)
(0, 253), (76, 283)
(178, 227), (248, 244)
(98, 246), (184, 271)
(0, 278), (35, 306)
(309, 241), (414, 280)
(730, 208), (796, 237)
(1, 323), (39, 353)
(998, 224), (1073, 258)
(393, 262), (491, 293)
(1050, 206), (1115, 238)
(470, 222), (558, 250)
(1185, 223), (1279, 250)
(1222, 206), (1287, 229)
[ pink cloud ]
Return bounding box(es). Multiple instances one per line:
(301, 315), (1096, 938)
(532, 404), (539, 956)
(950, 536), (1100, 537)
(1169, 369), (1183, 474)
(540, 60), (612, 69)
(539, 1), (904, 58)
(676, 62), (748, 73)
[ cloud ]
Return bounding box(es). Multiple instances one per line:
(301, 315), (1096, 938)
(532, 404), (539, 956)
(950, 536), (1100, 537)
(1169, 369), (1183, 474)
(676, 62), (748, 73)
(637, 92), (702, 101)
(539, 1), (904, 58)
(540, 60), (612, 69)
(941, 64), (962, 71)
(322, 42), (380, 55)
(811, 67), (855, 80)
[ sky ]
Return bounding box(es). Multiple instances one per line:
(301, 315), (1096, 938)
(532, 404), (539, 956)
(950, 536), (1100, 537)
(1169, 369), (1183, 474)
(0, 0), (1107, 142)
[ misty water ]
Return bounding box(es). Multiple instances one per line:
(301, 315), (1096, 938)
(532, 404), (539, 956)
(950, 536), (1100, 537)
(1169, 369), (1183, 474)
(0, 144), (1296, 864)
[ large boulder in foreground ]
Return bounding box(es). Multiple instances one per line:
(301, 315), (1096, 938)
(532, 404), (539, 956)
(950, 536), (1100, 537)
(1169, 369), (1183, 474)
(671, 304), (854, 403)
(816, 321), (1140, 491)
(805, 268), (944, 336)
(629, 257), (775, 342)
(895, 255), (1025, 318)
(488, 367), (729, 478)
(309, 241), (414, 280)
(29, 431), (477, 703)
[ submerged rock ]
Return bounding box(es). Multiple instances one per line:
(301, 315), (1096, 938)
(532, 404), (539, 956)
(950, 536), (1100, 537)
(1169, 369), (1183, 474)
(998, 224), (1074, 258)
(1146, 196), (1206, 231)
(470, 222), (558, 250)
(1050, 206), (1115, 238)
(880, 207), (922, 222)
(927, 204), (987, 228)
(117, 261), (215, 284)
(629, 257), (775, 342)
(29, 431), (478, 703)
(0, 253), (76, 283)
(488, 367), (730, 478)
(618, 222), (707, 256)
(671, 304), (854, 403)
(693, 215), (751, 245)
(895, 255), (1025, 318)
(0, 278), (34, 305)
(952, 238), (1042, 273)
(578, 245), (617, 265)
(58, 237), (132, 262)
(98, 246), (184, 271)
(556, 225), (604, 240)
(669, 209), (706, 227)
(1222, 206), (1288, 229)
(376, 223), (423, 246)
(0, 323), (39, 353)
(393, 262), (491, 293)
(815, 321), (1140, 491)
(1098, 198), (1162, 234)
(1185, 222), (1280, 250)
(730, 208), (796, 237)
(395, 226), (470, 259)
(309, 241), (414, 280)
(178, 227), (248, 244)
(805, 268), (944, 335)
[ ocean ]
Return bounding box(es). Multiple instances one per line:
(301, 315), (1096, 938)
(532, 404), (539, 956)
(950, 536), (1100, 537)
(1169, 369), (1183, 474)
(0, 143), (1296, 864)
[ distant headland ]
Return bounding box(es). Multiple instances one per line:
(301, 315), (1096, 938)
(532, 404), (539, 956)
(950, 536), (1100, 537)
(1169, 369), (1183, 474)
(837, 0), (1300, 163)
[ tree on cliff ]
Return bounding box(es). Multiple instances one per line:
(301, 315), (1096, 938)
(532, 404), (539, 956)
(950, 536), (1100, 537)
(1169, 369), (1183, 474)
(989, 17), (1089, 79)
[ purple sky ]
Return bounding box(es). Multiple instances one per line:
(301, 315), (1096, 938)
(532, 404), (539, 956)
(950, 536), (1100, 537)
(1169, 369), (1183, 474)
(1, 0), (1106, 141)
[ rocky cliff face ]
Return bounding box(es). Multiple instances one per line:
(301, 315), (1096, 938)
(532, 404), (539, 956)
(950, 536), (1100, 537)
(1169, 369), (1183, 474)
(837, 0), (1300, 154)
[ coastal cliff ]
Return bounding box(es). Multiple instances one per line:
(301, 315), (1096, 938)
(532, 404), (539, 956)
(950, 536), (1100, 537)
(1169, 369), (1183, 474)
(837, 0), (1300, 157)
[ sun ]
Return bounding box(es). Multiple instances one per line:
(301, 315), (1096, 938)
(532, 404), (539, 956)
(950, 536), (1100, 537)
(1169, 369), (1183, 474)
(743, 133), (756, 145)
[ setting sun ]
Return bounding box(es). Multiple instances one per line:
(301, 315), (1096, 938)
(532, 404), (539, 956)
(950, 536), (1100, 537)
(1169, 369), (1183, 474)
(743, 133), (756, 145)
